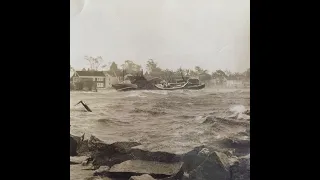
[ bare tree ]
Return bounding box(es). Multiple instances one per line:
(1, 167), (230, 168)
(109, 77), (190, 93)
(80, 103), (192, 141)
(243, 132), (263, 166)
(84, 56), (106, 71)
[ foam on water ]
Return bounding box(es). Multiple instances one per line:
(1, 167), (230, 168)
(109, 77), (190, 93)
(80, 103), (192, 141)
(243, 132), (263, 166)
(70, 88), (250, 154)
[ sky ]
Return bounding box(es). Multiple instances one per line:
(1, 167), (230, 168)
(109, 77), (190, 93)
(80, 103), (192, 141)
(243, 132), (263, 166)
(70, 0), (250, 73)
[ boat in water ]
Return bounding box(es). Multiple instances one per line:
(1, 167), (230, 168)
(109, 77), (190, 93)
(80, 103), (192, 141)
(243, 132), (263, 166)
(111, 71), (160, 91)
(111, 70), (205, 91)
(154, 78), (205, 90)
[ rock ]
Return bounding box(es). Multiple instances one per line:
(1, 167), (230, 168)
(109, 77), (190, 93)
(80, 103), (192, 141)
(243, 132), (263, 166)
(84, 177), (112, 180)
(182, 146), (210, 172)
(129, 174), (156, 180)
(108, 160), (183, 179)
(189, 151), (231, 180)
(230, 155), (250, 180)
(220, 137), (250, 150)
(82, 160), (89, 166)
(93, 166), (110, 176)
(88, 137), (142, 167)
(70, 156), (89, 165)
(198, 148), (210, 157)
(70, 164), (96, 180)
(130, 148), (182, 163)
(70, 136), (78, 156)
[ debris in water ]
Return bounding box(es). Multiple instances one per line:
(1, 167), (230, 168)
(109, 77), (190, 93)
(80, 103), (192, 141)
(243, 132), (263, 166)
(75, 100), (92, 112)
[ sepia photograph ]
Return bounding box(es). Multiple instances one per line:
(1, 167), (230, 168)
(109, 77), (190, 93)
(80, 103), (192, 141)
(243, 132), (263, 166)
(70, 0), (250, 180)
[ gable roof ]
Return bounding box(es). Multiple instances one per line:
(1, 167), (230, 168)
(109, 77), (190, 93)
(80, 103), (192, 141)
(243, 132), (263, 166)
(75, 71), (106, 77)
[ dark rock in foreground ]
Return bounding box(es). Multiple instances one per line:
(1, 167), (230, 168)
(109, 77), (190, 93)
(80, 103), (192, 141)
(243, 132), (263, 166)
(93, 166), (110, 176)
(107, 160), (183, 179)
(188, 151), (231, 180)
(70, 156), (89, 165)
(70, 135), (250, 180)
(230, 155), (250, 180)
(84, 176), (112, 180)
(70, 136), (78, 156)
(129, 174), (156, 180)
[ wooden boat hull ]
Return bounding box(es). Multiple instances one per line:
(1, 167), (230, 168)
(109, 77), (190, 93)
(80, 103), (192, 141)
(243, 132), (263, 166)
(154, 83), (205, 90)
(185, 83), (206, 90)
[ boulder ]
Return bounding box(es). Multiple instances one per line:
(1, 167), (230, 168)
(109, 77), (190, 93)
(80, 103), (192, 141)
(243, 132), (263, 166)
(107, 160), (183, 179)
(182, 146), (210, 172)
(70, 156), (89, 165)
(189, 151), (231, 180)
(84, 177), (112, 180)
(129, 174), (156, 180)
(70, 136), (78, 156)
(70, 164), (96, 180)
(91, 141), (141, 167)
(230, 155), (250, 180)
(93, 166), (110, 176)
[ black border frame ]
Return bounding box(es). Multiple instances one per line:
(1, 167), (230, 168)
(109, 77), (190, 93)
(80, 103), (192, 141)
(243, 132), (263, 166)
(4, 0), (309, 179)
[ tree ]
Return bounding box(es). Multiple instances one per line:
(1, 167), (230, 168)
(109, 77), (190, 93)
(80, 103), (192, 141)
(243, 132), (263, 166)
(82, 68), (87, 71)
(224, 69), (232, 76)
(194, 66), (208, 75)
(84, 56), (106, 71)
(244, 68), (250, 79)
(146, 59), (161, 73)
(163, 69), (174, 82)
(212, 69), (227, 85)
(121, 60), (141, 74)
(109, 62), (118, 72)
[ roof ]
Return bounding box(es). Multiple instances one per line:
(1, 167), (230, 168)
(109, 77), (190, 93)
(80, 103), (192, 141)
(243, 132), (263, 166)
(75, 71), (106, 77)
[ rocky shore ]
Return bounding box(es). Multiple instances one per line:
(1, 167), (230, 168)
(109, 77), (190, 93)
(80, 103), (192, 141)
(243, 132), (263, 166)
(70, 133), (250, 180)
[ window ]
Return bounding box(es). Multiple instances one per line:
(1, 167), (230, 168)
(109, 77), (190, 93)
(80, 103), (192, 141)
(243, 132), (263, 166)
(97, 77), (104, 81)
(97, 83), (104, 87)
(92, 78), (95, 81)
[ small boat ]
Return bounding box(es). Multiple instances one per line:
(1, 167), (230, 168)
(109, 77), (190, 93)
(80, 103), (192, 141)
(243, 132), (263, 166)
(154, 78), (205, 90)
(154, 82), (188, 90)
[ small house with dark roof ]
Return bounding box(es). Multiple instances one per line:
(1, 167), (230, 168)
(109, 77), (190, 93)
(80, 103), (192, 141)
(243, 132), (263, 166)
(71, 71), (110, 89)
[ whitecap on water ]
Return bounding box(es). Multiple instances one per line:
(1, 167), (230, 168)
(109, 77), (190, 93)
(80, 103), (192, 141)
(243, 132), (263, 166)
(125, 92), (147, 98)
(230, 105), (246, 114)
(143, 90), (168, 95)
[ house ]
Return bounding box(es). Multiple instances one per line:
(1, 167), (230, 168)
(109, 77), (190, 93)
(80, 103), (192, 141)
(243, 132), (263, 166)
(72, 71), (109, 89)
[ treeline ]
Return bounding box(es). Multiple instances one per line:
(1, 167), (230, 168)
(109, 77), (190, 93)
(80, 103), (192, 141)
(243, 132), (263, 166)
(70, 56), (250, 83)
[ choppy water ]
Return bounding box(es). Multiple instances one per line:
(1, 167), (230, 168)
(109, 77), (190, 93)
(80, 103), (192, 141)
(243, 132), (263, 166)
(70, 88), (250, 155)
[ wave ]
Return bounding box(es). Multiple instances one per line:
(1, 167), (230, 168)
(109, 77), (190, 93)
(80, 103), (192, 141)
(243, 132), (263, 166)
(130, 108), (167, 116)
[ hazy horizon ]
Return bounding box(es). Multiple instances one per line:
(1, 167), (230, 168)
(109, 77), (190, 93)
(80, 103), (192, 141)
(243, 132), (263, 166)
(70, 0), (250, 73)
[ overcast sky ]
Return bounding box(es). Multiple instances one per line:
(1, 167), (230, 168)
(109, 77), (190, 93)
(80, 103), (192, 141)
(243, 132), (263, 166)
(70, 0), (250, 73)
